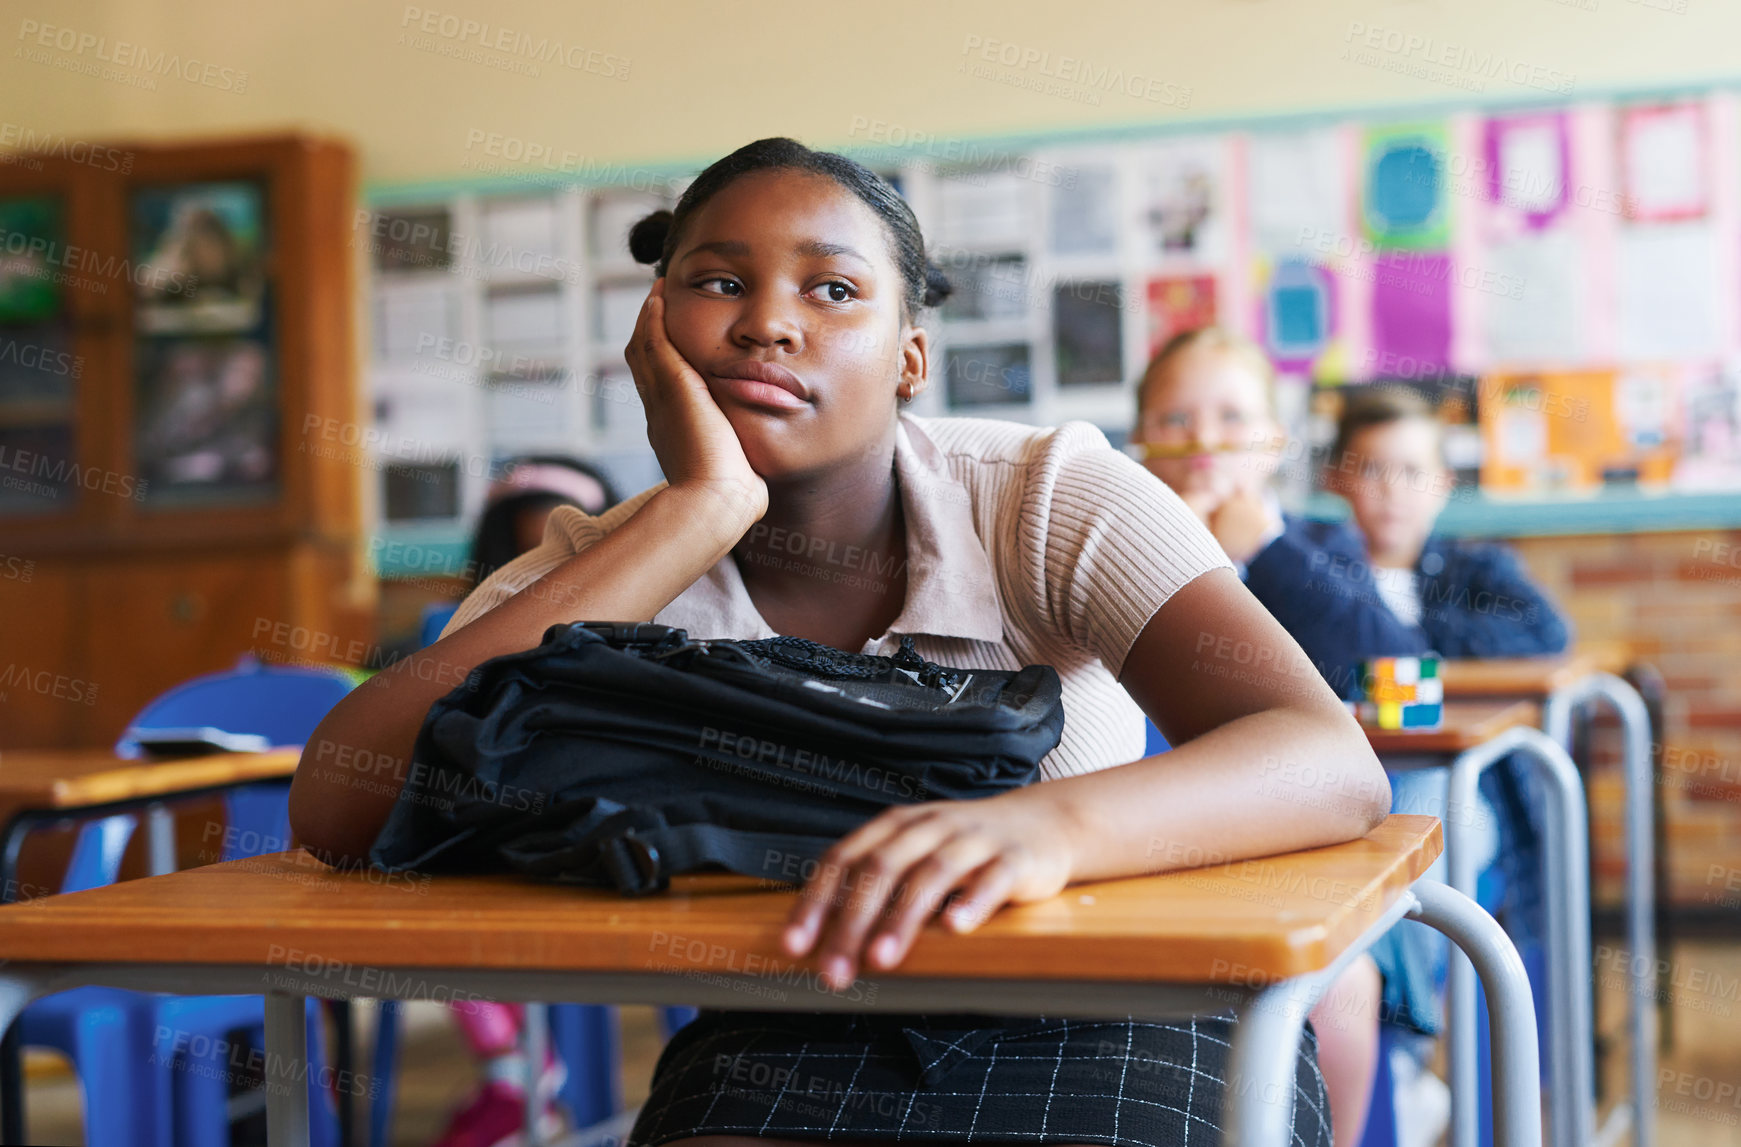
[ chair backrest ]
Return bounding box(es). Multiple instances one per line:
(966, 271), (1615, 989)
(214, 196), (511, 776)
(117, 655), (359, 757)
(116, 656), (359, 864)
(1143, 717), (1171, 756)
(419, 602), (460, 649)
(62, 814), (140, 894)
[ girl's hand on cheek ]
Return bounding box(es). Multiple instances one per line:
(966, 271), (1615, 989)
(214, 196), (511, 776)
(626, 279), (767, 521)
(1178, 486), (1223, 525)
(780, 794), (1077, 991)
(1210, 486), (1277, 565)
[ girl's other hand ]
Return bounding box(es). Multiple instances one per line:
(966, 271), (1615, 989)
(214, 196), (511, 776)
(779, 792), (1077, 991)
(626, 279), (768, 523)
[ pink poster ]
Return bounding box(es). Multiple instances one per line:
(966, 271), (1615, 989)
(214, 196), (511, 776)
(1370, 252), (1452, 373)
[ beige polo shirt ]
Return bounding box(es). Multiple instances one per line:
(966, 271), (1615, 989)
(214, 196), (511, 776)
(444, 413), (1232, 781)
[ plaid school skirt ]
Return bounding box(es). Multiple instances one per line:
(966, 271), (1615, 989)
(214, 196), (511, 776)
(626, 1009), (1332, 1146)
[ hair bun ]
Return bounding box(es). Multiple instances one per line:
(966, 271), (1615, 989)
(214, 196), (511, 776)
(922, 262), (953, 309)
(627, 209), (673, 265)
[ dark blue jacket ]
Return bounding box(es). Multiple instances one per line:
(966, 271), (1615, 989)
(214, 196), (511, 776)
(1242, 515), (1571, 1033)
(1243, 516), (1571, 700)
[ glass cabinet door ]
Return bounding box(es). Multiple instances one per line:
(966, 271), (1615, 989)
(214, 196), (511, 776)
(0, 195), (80, 515)
(129, 179), (279, 508)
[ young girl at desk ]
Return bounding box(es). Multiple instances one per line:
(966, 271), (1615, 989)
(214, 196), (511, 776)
(1131, 330), (1382, 1147)
(291, 138), (1389, 1147)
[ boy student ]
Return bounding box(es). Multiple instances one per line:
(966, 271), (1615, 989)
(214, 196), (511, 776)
(295, 140), (1389, 1147)
(1258, 384), (1569, 684)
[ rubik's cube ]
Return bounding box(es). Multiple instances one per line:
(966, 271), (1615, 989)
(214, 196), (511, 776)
(1358, 656), (1443, 730)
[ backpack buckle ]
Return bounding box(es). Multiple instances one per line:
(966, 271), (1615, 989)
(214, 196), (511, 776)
(603, 833), (666, 896)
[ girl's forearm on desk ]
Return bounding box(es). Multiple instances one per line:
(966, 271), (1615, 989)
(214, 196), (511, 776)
(1041, 706), (1389, 885)
(289, 483), (757, 864)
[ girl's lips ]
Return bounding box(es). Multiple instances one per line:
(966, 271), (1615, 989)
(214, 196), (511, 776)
(708, 374), (811, 412)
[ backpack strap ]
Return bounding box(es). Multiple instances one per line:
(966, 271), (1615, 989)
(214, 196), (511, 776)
(602, 824), (831, 896)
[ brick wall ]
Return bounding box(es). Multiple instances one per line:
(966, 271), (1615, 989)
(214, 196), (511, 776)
(1510, 529), (1741, 912)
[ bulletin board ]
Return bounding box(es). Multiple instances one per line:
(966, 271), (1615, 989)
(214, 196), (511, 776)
(360, 85), (1741, 569)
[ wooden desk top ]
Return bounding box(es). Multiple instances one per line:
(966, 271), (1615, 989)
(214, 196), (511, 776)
(1363, 700), (1540, 756)
(0, 815), (1441, 985)
(1440, 645), (1627, 699)
(0, 748), (302, 820)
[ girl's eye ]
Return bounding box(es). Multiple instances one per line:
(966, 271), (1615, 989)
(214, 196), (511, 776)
(1162, 411), (1191, 429)
(807, 280), (856, 303)
(1221, 408), (1249, 425)
(696, 277), (743, 296)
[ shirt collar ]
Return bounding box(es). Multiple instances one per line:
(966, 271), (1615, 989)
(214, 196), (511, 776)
(655, 413), (1005, 648)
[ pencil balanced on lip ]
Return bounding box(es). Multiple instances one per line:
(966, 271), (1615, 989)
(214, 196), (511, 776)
(1123, 437), (1288, 461)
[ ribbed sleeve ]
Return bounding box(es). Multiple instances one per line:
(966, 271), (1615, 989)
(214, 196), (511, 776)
(439, 485), (661, 639)
(1015, 422), (1234, 678)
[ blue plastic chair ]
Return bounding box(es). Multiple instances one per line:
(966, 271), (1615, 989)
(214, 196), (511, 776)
(126, 658), (357, 1146)
(18, 815), (169, 1147)
(419, 602), (460, 649)
(20, 815), (341, 1147)
(1142, 717), (1170, 756)
(17, 657), (355, 1146)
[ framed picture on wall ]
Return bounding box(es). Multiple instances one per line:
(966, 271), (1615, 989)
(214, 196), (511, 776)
(0, 197), (64, 324)
(131, 181), (268, 334)
(134, 337), (277, 503)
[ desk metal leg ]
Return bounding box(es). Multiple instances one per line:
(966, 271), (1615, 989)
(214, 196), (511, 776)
(146, 801), (176, 876)
(1446, 726), (1593, 1147)
(1221, 887), (1419, 1146)
(1623, 662), (1673, 1056)
(266, 992), (311, 1147)
(1407, 882), (1543, 1147)
(523, 1003), (549, 1145)
(1544, 674), (1657, 1147)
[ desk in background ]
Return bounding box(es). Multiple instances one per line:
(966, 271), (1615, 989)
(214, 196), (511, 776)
(1439, 651), (1660, 1147)
(0, 747), (305, 1143)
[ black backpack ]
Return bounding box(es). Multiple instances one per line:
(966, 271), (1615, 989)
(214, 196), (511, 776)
(369, 622), (1065, 894)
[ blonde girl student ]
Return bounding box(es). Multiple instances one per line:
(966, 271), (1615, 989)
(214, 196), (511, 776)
(290, 139), (1389, 1147)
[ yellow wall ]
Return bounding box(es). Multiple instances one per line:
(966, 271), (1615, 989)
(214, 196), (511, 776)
(5, 0), (1739, 185)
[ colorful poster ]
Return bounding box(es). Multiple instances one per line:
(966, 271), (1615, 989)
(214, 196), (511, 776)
(1478, 368), (1677, 490)
(1485, 113), (1570, 234)
(1371, 252), (1452, 371)
(1141, 139), (1226, 261)
(1674, 361), (1741, 489)
(1362, 124), (1451, 250)
(1145, 274), (1217, 356)
(1620, 102), (1708, 222)
(1260, 259), (1335, 368)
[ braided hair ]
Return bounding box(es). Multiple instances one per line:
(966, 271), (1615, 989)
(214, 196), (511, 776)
(627, 137), (952, 323)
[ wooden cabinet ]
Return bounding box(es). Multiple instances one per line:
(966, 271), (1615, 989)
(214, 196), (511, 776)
(0, 135), (370, 748)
